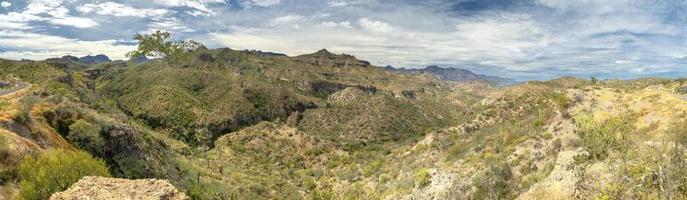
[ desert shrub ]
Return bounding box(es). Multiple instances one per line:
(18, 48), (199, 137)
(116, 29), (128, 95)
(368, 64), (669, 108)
(0, 100), (9, 110)
(14, 95), (40, 125)
(472, 162), (513, 199)
(414, 168), (431, 188)
(575, 114), (635, 160)
(45, 81), (78, 100)
(551, 92), (571, 109)
(363, 160), (383, 176)
(378, 173), (390, 184)
(67, 119), (105, 155)
(533, 108), (547, 128)
(308, 186), (334, 200)
(18, 149), (110, 200)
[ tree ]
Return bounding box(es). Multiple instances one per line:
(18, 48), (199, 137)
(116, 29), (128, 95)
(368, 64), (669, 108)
(18, 149), (110, 200)
(126, 30), (203, 65)
(590, 76), (598, 85)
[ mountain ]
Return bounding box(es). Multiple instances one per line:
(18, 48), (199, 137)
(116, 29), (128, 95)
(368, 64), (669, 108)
(129, 55), (150, 63)
(295, 49), (373, 68)
(243, 49), (288, 57)
(78, 55), (111, 64)
(388, 65), (517, 86)
(1, 46), (687, 200)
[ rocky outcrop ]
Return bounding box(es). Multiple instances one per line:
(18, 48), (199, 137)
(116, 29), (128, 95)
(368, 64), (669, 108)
(50, 176), (188, 200)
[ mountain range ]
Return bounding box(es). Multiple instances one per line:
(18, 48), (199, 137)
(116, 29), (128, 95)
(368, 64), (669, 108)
(386, 65), (517, 86)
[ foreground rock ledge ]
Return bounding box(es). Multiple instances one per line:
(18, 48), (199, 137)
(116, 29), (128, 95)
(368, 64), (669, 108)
(50, 176), (189, 200)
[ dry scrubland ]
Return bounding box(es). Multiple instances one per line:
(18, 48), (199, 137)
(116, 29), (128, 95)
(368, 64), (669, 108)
(0, 45), (685, 199)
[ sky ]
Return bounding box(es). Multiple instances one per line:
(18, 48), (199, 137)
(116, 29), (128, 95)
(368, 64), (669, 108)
(1, 0), (687, 80)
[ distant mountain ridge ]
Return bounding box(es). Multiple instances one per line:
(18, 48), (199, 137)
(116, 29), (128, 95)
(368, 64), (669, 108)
(386, 65), (517, 86)
(78, 55), (111, 64)
(46, 54), (112, 66)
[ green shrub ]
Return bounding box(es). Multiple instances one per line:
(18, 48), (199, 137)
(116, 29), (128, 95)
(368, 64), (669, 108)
(67, 119), (105, 155)
(576, 114), (634, 160)
(0, 100), (9, 110)
(414, 168), (431, 188)
(18, 149), (110, 200)
(533, 109), (547, 128)
(471, 162), (513, 199)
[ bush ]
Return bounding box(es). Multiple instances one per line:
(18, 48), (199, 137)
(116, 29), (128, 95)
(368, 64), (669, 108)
(67, 119), (105, 155)
(472, 162), (513, 199)
(414, 168), (431, 188)
(18, 149), (110, 200)
(576, 114), (634, 160)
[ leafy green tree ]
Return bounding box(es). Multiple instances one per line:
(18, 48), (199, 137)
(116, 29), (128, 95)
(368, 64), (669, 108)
(126, 30), (203, 65)
(18, 149), (110, 200)
(67, 119), (105, 155)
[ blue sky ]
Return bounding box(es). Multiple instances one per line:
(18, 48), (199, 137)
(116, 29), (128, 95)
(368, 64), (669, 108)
(1, 0), (687, 80)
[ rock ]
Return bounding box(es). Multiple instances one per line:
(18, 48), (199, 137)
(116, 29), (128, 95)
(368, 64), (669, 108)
(327, 87), (367, 104)
(50, 176), (189, 200)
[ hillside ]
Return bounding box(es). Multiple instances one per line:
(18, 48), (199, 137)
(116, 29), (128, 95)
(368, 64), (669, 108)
(0, 34), (686, 199)
(387, 65), (517, 86)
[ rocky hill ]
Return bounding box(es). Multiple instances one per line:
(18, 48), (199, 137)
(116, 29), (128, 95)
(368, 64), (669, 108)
(77, 55), (111, 65)
(387, 65), (517, 86)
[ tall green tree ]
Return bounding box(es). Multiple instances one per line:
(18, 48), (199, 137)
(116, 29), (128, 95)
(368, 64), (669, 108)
(126, 30), (202, 65)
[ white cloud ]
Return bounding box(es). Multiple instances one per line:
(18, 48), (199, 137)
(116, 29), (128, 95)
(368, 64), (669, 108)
(0, 1), (98, 29)
(319, 21), (352, 29)
(0, 12), (41, 22)
(207, 32), (294, 52)
(270, 15), (304, 27)
(248, 0), (281, 7)
(0, 21), (31, 30)
(358, 18), (394, 33)
(1, 1), (11, 8)
(147, 18), (195, 33)
(0, 30), (135, 60)
(151, 0), (225, 16)
(327, 0), (370, 7)
(77, 2), (170, 18)
(49, 16), (99, 28)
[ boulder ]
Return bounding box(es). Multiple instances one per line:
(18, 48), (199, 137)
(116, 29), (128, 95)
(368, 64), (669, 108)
(50, 176), (188, 200)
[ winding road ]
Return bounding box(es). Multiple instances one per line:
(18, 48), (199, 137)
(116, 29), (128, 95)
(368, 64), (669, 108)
(0, 82), (30, 97)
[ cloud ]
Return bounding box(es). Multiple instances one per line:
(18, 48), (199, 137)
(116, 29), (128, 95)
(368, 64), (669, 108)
(358, 18), (394, 33)
(247, 0), (281, 7)
(1, 0), (687, 80)
(77, 2), (170, 17)
(1, 1), (10, 8)
(49, 16), (99, 28)
(0, 30), (135, 60)
(0, 21), (31, 30)
(0, 1), (98, 29)
(326, 0), (370, 7)
(147, 18), (195, 33)
(319, 21), (352, 29)
(270, 15), (304, 27)
(150, 0), (225, 16)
